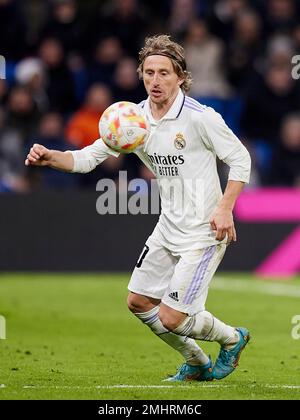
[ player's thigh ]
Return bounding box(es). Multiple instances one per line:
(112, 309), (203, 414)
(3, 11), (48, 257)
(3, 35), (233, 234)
(128, 235), (177, 300)
(162, 244), (226, 315)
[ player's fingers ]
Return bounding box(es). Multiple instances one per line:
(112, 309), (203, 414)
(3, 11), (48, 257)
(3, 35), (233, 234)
(226, 226), (234, 245)
(233, 224), (237, 242)
(27, 153), (37, 162)
(216, 227), (226, 241)
(27, 153), (40, 165)
(25, 158), (29, 166)
(30, 147), (41, 160)
(32, 144), (45, 155)
(210, 219), (217, 231)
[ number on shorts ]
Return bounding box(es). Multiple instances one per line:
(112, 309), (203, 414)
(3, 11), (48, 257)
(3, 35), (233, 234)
(136, 244), (149, 268)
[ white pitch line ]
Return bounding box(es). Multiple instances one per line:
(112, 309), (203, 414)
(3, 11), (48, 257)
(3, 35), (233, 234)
(97, 385), (184, 389)
(265, 385), (300, 389)
(212, 277), (300, 298)
(95, 385), (231, 389)
(14, 384), (299, 390)
(21, 384), (231, 390)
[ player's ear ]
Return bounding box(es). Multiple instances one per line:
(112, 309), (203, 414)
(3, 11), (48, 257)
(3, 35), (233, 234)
(178, 77), (184, 88)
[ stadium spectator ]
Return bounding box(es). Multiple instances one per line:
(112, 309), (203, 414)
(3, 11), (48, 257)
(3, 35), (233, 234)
(15, 58), (48, 113)
(38, 37), (77, 114)
(27, 112), (78, 190)
(207, 0), (251, 42)
(268, 113), (300, 186)
(241, 63), (300, 144)
(263, 0), (297, 35)
(38, 0), (84, 56)
(112, 57), (145, 103)
(0, 106), (28, 192)
(6, 85), (41, 142)
(184, 18), (232, 98)
(0, 80), (8, 106)
(0, 0), (28, 61)
(167, 0), (199, 41)
(90, 0), (147, 58)
(226, 9), (263, 92)
(267, 34), (295, 67)
(65, 83), (112, 149)
(292, 23), (300, 53)
(88, 37), (123, 88)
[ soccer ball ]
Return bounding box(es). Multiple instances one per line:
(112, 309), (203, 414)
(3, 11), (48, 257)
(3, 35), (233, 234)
(99, 101), (150, 153)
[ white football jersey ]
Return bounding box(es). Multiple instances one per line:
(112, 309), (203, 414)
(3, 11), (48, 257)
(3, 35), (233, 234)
(70, 89), (251, 252)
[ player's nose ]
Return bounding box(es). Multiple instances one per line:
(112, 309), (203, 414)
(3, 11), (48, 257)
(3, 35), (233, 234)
(152, 73), (160, 84)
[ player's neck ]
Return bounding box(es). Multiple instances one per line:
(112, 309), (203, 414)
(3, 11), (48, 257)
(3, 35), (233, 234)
(150, 89), (179, 121)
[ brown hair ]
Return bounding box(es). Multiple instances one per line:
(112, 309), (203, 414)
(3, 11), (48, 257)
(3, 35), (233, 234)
(137, 34), (193, 93)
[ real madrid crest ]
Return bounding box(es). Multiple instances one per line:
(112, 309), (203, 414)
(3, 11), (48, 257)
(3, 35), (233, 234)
(174, 133), (186, 150)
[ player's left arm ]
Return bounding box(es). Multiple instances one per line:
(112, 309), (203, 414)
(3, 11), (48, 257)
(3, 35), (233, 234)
(200, 108), (251, 243)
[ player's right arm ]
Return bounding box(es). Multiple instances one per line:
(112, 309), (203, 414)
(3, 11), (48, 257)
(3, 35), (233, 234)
(25, 144), (74, 171)
(25, 139), (120, 173)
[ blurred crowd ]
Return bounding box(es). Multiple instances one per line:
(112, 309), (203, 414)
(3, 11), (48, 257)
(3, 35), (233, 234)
(0, 0), (300, 192)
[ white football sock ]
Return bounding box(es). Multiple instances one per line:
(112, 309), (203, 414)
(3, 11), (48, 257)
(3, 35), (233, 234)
(134, 306), (209, 366)
(173, 310), (236, 346)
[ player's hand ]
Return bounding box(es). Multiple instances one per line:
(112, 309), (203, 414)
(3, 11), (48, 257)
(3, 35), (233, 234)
(25, 144), (52, 167)
(209, 208), (237, 244)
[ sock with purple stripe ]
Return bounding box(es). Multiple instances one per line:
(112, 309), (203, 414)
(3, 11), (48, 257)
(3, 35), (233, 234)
(134, 306), (209, 366)
(173, 310), (236, 345)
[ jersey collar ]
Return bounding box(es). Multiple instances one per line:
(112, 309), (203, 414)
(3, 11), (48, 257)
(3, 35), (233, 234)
(143, 89), (185, 123)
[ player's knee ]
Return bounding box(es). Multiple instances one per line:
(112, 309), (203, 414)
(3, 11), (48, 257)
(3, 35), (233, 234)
(127, 293), (141, 313)
(127, 292), (160, 314)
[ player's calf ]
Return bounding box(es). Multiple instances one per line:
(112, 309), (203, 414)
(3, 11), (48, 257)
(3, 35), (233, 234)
(158, 303), (187, 332)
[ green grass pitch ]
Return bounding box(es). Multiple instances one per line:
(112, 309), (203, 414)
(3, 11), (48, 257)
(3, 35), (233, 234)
(0, 273), (300, 400)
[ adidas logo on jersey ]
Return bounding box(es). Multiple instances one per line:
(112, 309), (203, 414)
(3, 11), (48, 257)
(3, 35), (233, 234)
(168, 291), (179, 302)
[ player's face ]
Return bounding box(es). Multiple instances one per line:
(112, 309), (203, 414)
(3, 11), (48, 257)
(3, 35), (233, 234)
(143, 55), (183, 105)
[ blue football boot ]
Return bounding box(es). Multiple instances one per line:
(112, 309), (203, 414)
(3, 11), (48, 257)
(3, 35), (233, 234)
(213, 327), (250, 380)
(164, 357), (213, 382)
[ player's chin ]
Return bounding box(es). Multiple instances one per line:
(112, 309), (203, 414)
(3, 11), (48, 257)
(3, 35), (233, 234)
(150, 93), (165, 103)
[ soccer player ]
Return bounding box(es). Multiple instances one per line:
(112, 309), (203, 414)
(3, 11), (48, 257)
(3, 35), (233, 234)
(25, 35), (251, 382)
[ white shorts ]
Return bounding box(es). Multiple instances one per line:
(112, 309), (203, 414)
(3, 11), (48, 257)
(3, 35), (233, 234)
(128, 230), (226, 316)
